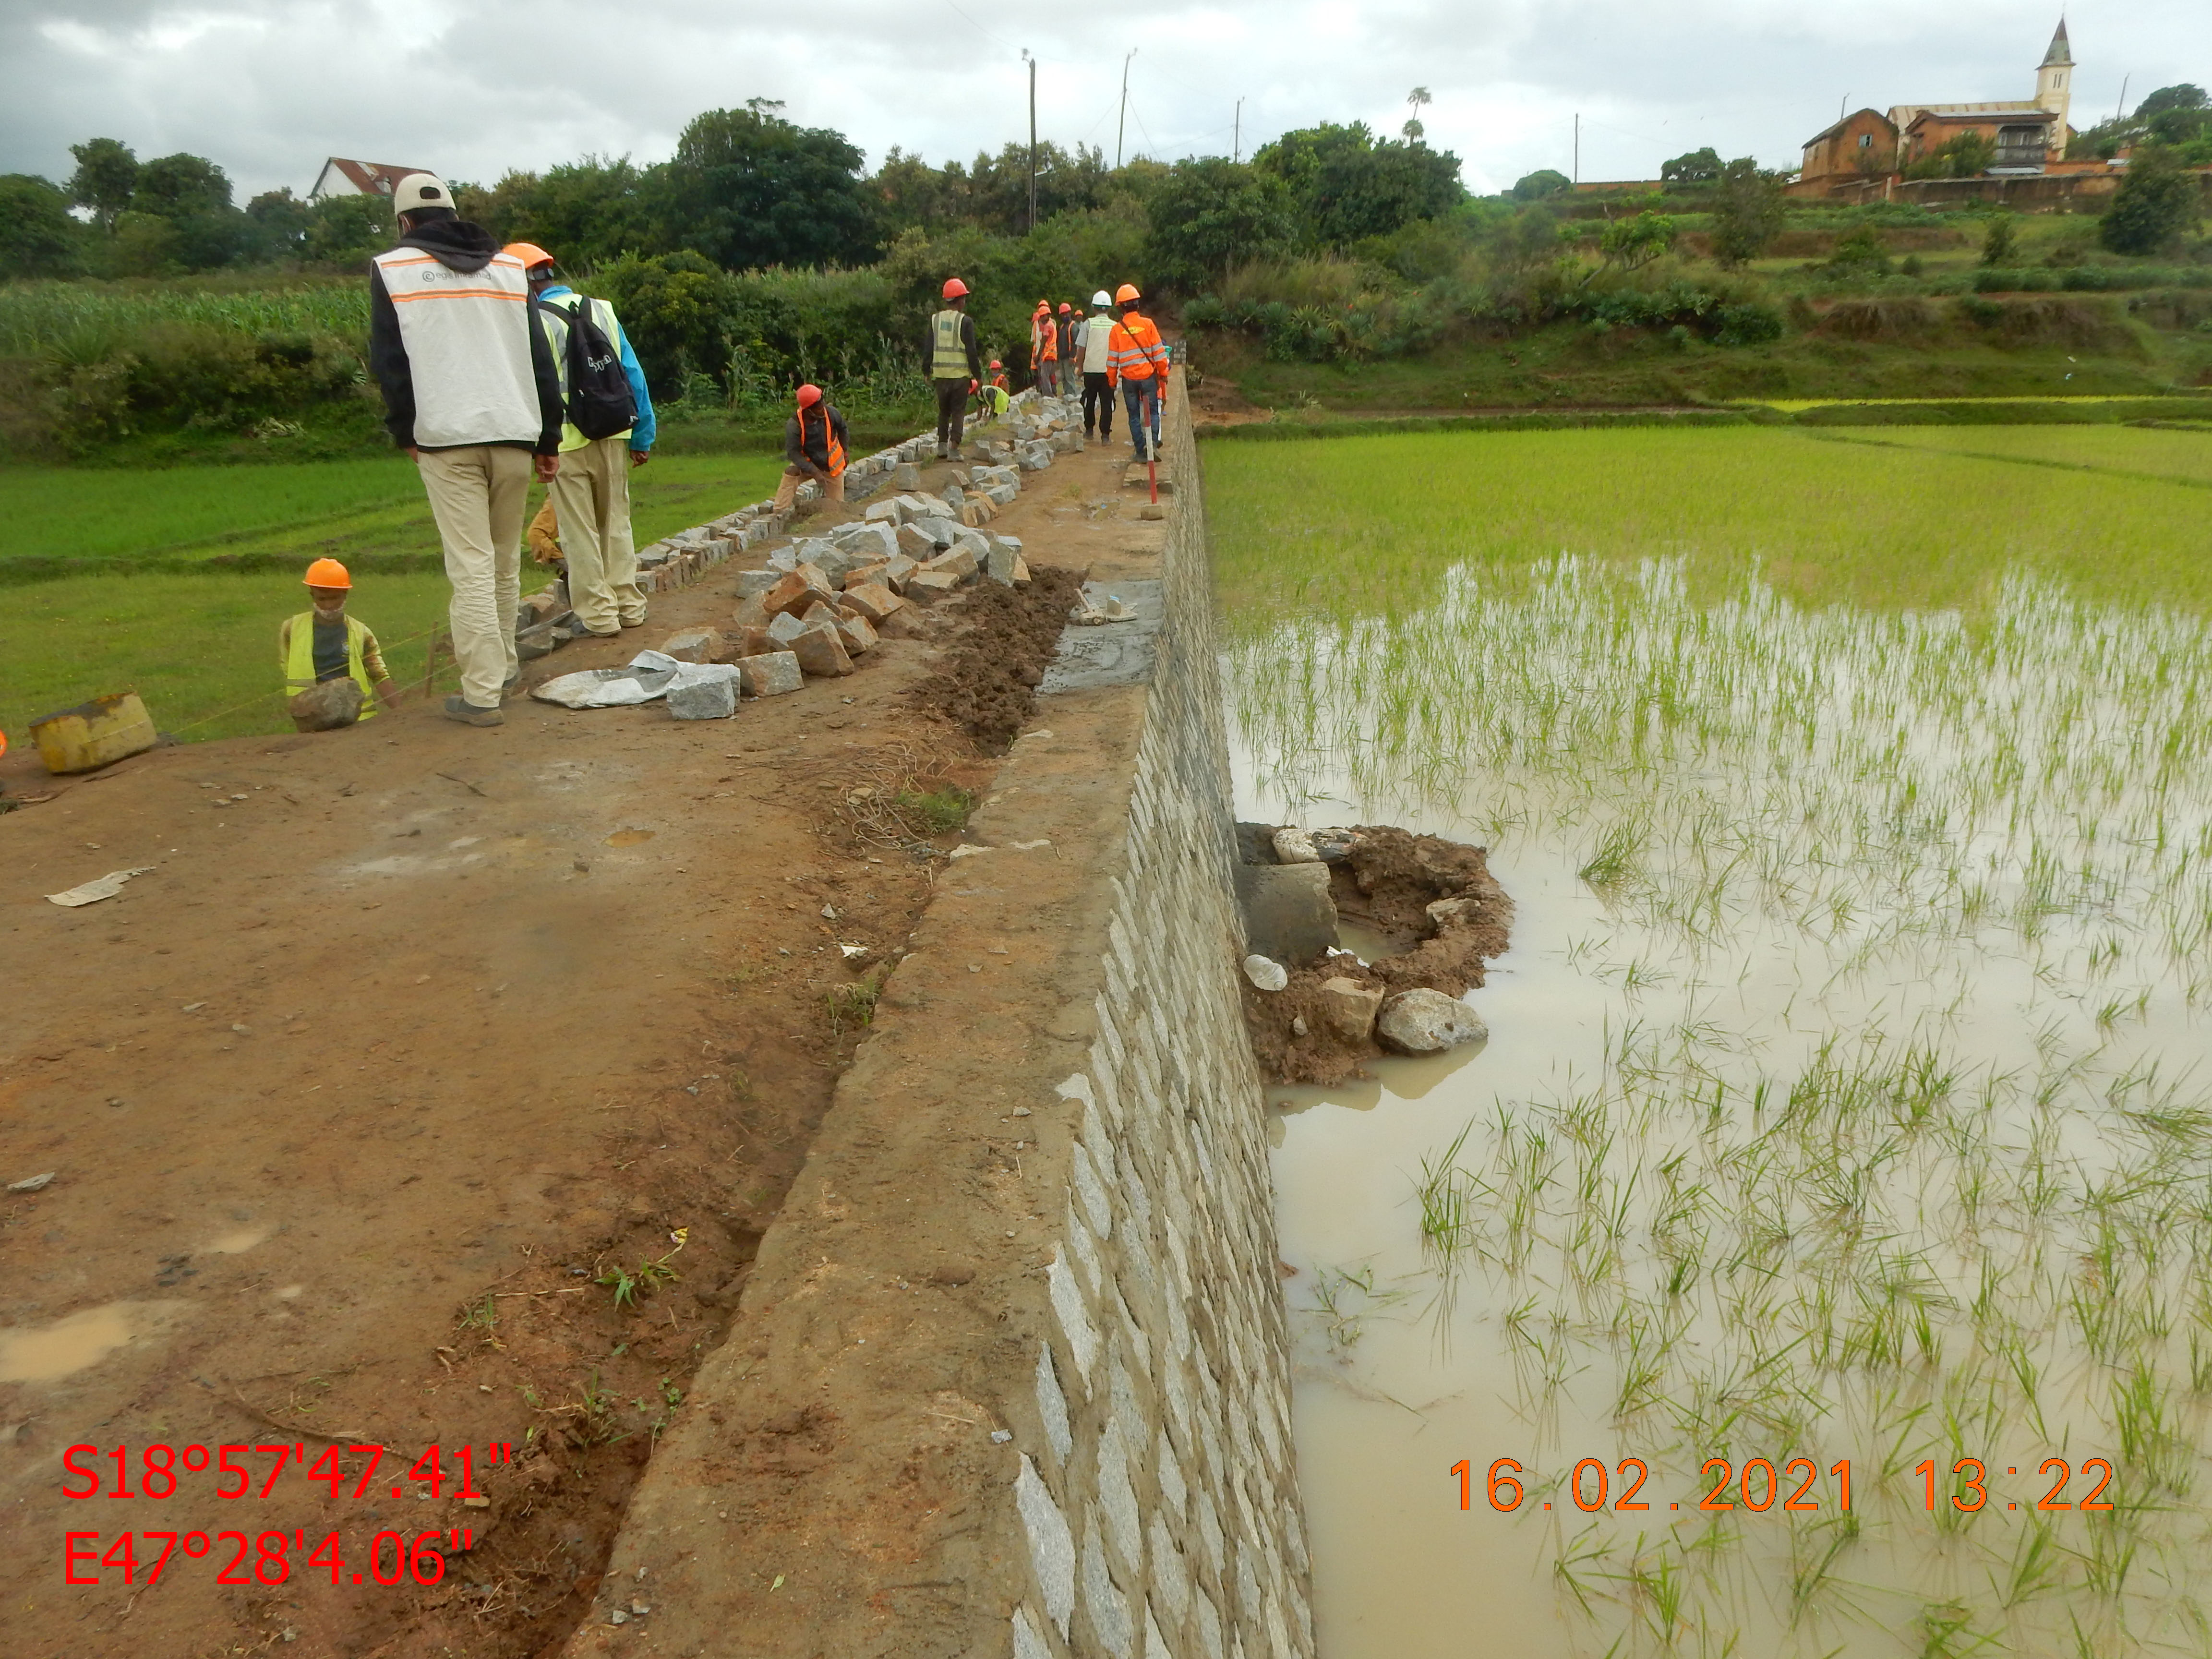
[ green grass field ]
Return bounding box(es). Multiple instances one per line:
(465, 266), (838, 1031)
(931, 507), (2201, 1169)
(0, 451), (784, 745)
(1204, 422), (2212, 625)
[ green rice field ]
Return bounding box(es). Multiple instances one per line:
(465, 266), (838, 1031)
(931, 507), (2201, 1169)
(1214, 422), (2212, 1658)
(0, 452), (783, 744)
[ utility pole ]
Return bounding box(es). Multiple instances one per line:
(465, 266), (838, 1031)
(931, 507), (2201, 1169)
(2116, 73), (2130, 121)
(1573, 112), (1579, 185)
(1023, 49), (1037, 231)
(1117, 49), (1136, 168)
(1234, 96), (1244, 163)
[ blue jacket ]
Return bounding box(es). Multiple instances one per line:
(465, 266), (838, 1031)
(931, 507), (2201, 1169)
(537, 284), (657, 452)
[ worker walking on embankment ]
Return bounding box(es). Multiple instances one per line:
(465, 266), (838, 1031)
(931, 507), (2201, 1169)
(926, 278), (984, 461)
(1030, 301), (1059, 399)
(511, 243), (656, 638)
(368, 172), (563, 728)
(1107, 283), (1170, 463)
(280, 558), (399, 728)
(1075, 289), (1116, 442)
(773, 384), (849, 512)
(1056, 303), (1078, 399)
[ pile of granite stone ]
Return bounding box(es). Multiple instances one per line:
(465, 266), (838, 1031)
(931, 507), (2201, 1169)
(509, 394), (1068, 707)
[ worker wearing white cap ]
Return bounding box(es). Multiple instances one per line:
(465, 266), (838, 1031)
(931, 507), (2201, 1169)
(367, 172), (564, 727)
(1074, 289), (1117, 442)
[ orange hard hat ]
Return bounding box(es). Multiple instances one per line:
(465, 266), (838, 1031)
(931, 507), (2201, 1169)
(942, 277), (970, 299)
(1115, 283), (1141, 304)
(1058, 302), (1072, 313)
(989, 359), (1002, 369)
(795, 383), (822, 408)
(304, 557), (351, 590)
(504, 242), (555, 271)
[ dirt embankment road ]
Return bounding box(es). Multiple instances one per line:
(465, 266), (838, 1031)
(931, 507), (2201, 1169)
(0, 429), (1157, 1658)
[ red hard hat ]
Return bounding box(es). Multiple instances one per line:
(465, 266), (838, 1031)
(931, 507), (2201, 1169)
(942, 277), (970, 299)
(1058, 302), (1072, 313)
(989, 360), (1002, 369)
(796, 384), (822, 408)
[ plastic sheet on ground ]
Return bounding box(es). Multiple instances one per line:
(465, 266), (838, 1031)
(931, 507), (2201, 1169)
(530, 651), (740, 710)
(45, 867), (155, 907)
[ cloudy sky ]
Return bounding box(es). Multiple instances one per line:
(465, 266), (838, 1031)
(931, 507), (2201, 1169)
(1, 0), (2204, 202)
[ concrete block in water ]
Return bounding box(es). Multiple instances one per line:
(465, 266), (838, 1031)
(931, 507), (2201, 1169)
(1233, 862), (1337, 967)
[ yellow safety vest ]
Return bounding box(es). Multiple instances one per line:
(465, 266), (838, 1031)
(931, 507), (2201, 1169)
(931, 309), (971, 381)
(285, 612), (378, 720)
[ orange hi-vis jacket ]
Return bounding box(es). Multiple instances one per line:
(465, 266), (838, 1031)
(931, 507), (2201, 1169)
(1031, 305), (1058, 365)
(1106, 313), (1168, 387)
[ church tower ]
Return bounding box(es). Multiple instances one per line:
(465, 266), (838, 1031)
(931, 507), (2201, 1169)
(2037, 19), (2074, 156)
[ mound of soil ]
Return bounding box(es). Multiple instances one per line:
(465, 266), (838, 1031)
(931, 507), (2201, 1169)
(914, 566), (1087, 752)
(1241, 826), (1513, 1085)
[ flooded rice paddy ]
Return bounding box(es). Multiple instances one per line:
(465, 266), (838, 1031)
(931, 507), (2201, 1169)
(1214, 426), (2212, 1658)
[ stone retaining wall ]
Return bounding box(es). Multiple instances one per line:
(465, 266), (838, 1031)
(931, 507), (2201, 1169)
(563, 380), (1312, 1659)
(1004, 389), (1313, 1659)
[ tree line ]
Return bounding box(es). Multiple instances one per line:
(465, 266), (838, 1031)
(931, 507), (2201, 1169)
(0, 102), (1464, 286)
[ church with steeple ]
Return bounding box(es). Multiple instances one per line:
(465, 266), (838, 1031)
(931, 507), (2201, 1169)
(1798, 22), (2078, 187)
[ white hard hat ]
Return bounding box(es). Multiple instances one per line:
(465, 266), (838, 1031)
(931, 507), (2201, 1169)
(1091, 290), (1113, 308)
(393, 172), (453, 215)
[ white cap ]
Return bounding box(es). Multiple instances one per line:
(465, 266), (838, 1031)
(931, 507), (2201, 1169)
(1091, 290), (1113, 308)
(393, 172), (453, 215)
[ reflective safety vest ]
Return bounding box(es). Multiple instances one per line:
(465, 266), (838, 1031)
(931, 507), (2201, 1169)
(284, 612), (378, 720)
(1108, 313), (1168, 383)
(797, 405), (847, 476)
(1032, 309), (1058, 362)
(368, 247), (539, 449)
(1081, 311), (1115, 373)
(930, 309), (971, 381)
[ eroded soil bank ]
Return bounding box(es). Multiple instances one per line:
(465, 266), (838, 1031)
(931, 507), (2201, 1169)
(1240, 826), (1513, 1084)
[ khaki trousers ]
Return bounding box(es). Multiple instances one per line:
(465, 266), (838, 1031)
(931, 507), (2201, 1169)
(549, 436), (643, 633)
(772, 466), (845, 513)
(417, 445), (530, 708)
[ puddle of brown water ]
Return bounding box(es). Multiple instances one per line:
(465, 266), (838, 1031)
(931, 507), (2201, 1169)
(604, 829), (656, 847)
(0, 1302), (177, 1383)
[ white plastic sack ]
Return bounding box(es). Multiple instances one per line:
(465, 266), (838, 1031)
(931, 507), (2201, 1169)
(531, 651), (739, 710)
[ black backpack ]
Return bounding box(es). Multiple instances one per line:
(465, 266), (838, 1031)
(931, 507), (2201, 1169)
(552, 296), (636, 441)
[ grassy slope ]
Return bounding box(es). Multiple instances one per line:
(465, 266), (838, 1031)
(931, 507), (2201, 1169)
(1204, 424), (2212, 626)
(0, 452), (785, 745)
(0, 453), (785, 574)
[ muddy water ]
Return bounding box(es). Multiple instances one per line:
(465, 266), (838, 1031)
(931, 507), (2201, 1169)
(1235, 559), (2212, 1658)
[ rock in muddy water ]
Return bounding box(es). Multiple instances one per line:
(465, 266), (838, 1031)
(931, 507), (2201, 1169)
(1242, 954), (1289, 992)
(1376, 988), (1487, 1055)
(1310, 827), (1359, 863)
(1316, 975), (1383, 1040)
(1272, 827), (1322, 865)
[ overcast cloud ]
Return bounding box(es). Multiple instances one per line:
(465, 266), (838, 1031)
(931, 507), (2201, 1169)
(1, 0), (2204, 203)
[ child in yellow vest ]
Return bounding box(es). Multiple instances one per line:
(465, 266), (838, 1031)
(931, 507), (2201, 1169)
(280, 557), (398, 724)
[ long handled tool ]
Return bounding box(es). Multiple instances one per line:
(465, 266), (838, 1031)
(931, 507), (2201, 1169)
(1148, 382), (1162, 504)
